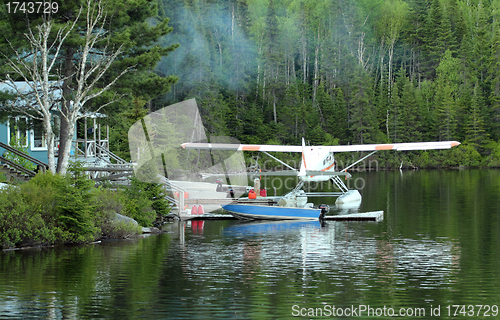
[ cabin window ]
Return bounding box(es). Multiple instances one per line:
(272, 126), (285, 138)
(8, 117), (28, 147)
(31, 119), (47, 150)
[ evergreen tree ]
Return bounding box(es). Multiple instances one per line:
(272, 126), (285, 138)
(404, 0), (430, 82)
(447, 0), (467, 49)
(317, 84), (348, 143)
(435, 83), (457, 141)
(333, 88), (349, 143)
(109, 98), (149, 161)
(398, 70), (422, 142)
(465, 82), (488, 146)
(389, 81), (402, 142)
(422, 0), (444, 79)
(468, 0), (491, 94)
(316, 82), (334, 132)
(488, 2), (500, 140)
(349, 67), (377, 144)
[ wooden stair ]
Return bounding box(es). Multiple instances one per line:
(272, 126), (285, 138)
(0, 141), (49, 183)
(0, 157), (34, 182)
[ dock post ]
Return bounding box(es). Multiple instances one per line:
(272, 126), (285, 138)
(179, 191), (185, 213)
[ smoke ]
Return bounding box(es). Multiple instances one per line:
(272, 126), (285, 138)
(158, 2), (257, 101)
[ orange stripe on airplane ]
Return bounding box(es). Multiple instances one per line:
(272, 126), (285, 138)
(242, 145), (261, 151)
(375, 144), (394, 150)
(321, 162), (335, 171)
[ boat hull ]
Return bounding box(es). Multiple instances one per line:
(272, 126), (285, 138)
(223, 204), (321, 220)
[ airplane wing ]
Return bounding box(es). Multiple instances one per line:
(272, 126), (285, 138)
(181, 141), (460, 152)
(181, 142), (302, 152)
(327, 141), (460, 152)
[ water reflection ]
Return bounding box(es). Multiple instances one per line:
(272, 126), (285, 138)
(169, 219), (462, 308)
(1, 169), (500, 319)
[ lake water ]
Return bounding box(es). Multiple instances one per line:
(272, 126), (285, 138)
(1, 169), (500, 319)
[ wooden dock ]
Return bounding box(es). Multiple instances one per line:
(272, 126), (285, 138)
(323, 210), (383, 222)
(184, 198), (278, 206)
(178, 210), (383, 222)
(182, 214), (238, 220)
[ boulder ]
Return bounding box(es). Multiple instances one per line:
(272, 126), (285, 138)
(114, 213), (138, 227)
(142, 227), (163, 234)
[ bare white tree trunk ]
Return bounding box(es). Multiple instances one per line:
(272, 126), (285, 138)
(388, 38), (396, 98)
(312, 32), (320, 105)
(57, 114), (76, 174)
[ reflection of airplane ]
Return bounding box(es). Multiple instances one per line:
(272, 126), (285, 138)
(181, 138), (460, 205)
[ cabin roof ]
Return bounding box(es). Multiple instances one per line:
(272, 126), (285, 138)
(0, 81), (106, 118)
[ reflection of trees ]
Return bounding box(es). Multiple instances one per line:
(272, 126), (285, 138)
(0, 235), (172, 318)
(2, 169), (500, 318)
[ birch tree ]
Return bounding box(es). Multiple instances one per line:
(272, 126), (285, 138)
(3, 0), (132, 174)
(56, 0), (132, 174)
(2, 14), (79, 173)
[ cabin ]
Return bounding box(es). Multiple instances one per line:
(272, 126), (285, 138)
(0, 113), (112, 164)
(0, 81), (116, 178)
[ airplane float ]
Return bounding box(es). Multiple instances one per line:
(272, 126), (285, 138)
(181, 138), (460, 220)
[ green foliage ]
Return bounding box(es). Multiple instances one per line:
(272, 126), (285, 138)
(0, 167), (170, 248)
(484, 140), (500, 167)
(0, 186), (56, 248)
(109, 97), (149, 162)
(54, 162), (99, 243)
(25, 170), (96, 244)
(123, 176), (170, 226)
(4, 128), (36, 171)
(413, 144), (481, 168)
(441, 143), (482, 167)
(123, 197), (155, 227)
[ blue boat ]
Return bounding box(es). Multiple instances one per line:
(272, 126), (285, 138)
(222, 203), (322, 220)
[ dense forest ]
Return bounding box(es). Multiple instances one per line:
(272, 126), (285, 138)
(151, 0), (500, 168)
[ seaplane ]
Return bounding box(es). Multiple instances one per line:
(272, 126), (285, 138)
(181, 138), (461, 220)
(127, 98), (459, 220)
